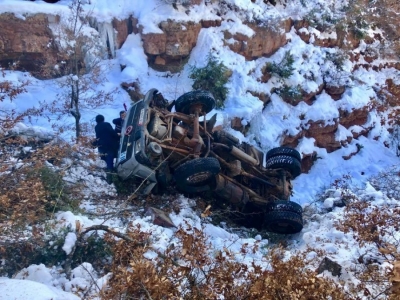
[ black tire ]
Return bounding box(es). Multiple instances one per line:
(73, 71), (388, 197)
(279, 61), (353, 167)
(174, 157), (220, 193)
(265, 155), (302, 178)
(264, 211), (303, 234)
(267, 147), (301, 161)
(175, 90), (216, 114)
(265, 200), (303, 214)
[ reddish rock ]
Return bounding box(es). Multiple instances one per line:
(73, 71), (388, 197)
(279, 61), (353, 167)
(384, 79), (400, 106)
(293, 20), (311, 43)
(248, 90), (270, 108)
(279, 91), (303, 106)
(0, 13), (60, 78)
(201, 19), (222, 28)
(306, 120), (338, 135)
(141, 20), (201, 71)
(325, 85), (346, 100)
(160, 21), (201, 58)
(349, 52), (361, 63)
(301, 151), (317, 174)
(260, 71), (272, 83)
(293, 20), (309, 31)
(301, 84), (324, 105)
(313, 32), (338, 48)
(297, 30), (311, 44)
(363, 48), (379, 63)
(112, 19), (128, 49)
(278, 84), (323, 106)
(339, 108), (369, 129)
(336, 27), (361, 50)
(260, 62), (274, 83)
(305, 120), (341, 153)
(350, 126), (370, 140)
(231, 117), (244, 132)
(224, 20), (291, 60)
(112, 16), (139, 48)
(283, 18), (293, 32)
(121, 81), (142, 102)
(154, 56), (166, 65)
(281, 131), (303, 148)
(141, 32), (167, 55)
(281, 108), (370, 156)
(364, 33), (382, 45)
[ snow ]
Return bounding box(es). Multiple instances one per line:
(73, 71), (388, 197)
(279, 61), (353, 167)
(1, 0), (400, 299)
(0, 277), (80, 300)
(62, 232), (77, 255)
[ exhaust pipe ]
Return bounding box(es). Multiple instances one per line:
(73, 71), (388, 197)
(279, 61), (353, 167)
(212, 143), (259, 166)
(229, 145), (258, 166)
(213, 174), (249, 207)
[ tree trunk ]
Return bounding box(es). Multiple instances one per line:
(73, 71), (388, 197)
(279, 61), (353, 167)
(70, 81), (81, 141)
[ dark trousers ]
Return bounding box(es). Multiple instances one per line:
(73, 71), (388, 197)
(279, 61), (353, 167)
(100, 151), (115, 170)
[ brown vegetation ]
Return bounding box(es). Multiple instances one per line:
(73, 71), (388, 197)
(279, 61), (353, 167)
(102, 223), (348, 300)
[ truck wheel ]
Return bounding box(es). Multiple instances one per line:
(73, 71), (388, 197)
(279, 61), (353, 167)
(174, 157), (220, 193)
(265, 155), (302, 178)
(265, 200), (303, 215)
(175, 90), (216, 114)
(264, 211), (303, 234)
(267, 147), (301, 161)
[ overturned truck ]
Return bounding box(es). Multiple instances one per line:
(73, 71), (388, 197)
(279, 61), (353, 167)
(116, 89), (303, 234)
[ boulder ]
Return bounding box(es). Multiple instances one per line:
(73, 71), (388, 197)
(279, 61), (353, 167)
(317, 257), (342, 277)
(146, 207), (176, 228)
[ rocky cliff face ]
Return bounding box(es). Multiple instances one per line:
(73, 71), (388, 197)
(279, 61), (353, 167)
(0, 13), (60, 75)
(1, 1), (399, 173)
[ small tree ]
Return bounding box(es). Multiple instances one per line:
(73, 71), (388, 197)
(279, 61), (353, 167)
(189, 53), (230, 109)
(265, 51), (295, 79)
(40, 0), (117, 141)
(0, 68), (39, 133)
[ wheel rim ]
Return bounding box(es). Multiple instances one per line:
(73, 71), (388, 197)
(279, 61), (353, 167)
(187, 171), (213, 185)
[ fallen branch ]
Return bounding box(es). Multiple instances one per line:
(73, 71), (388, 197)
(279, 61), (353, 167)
(64, 224), (146, 278)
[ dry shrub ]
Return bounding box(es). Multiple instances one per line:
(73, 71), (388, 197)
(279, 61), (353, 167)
(103, 223), (347, 300)
(0, 136), (110, 277)
(1, 139), (48, 228)
(336, 200), (400, 247)
(0, 137), (89, 232)
(0, 68), (44, 132)
(342, 0), (400, 59)
(0, 228), (68, 276)
(334, 184), (400, 298)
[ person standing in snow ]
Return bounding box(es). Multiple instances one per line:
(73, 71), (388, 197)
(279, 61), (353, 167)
(112, 110), (126, 136)
(112, 110), (126, 155)
(92, 114), (120, 171)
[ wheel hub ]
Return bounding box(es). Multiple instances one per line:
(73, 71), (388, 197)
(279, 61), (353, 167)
(187, 171), (212, 184)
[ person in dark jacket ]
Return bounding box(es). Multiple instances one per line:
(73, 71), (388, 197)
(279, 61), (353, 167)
(93, 114), (120, 171)
(112, 110), (126, 135)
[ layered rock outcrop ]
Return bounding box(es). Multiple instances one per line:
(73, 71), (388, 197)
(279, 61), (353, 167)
(0, 13), (59, 77)
(0, 12), (291, 74)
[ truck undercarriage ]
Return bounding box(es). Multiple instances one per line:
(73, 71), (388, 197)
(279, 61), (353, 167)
(117, 89), (303, 234)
